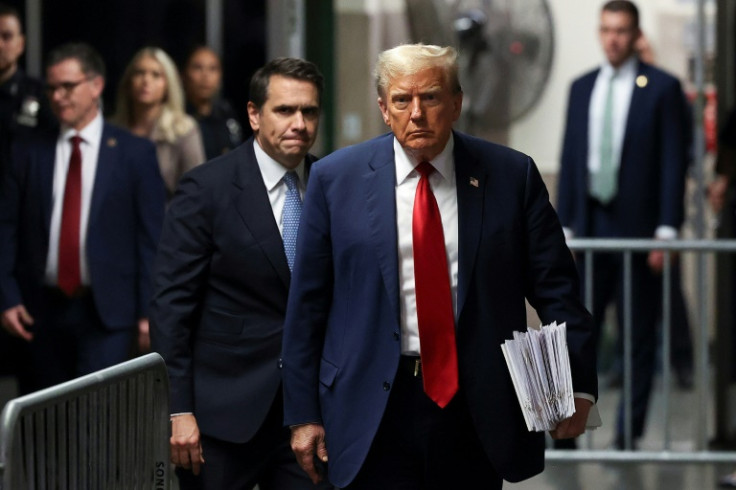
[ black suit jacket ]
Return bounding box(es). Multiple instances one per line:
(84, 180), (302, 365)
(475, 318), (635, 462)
(0, 123), (165, 329)
(150, 137), (315, 443)
(557, 60), (688, 238)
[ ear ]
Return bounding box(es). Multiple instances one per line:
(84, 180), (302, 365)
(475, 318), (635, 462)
(247, 101), (260, 132)
(377, 96), (391, 126)
(90, 75), (105, 99)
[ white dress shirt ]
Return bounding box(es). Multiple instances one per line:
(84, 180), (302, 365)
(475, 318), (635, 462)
(395, 135), (459, 355)
(253, 139), (306, 237)
(45, 111), (103, 286)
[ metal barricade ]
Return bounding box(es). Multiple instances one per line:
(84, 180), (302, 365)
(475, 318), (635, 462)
(546, 238), (736, 464)
(0, 353), (170, 490)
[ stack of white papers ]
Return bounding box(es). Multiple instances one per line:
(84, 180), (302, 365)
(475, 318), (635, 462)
(501, 321), (575, 432)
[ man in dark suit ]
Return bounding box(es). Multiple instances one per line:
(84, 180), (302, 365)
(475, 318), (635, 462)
(149, 58), (332, 490)
(0, 3), (56, 395)
(557, 0), (688, 448)
(282, 43), (598, 489)
(0, 43), (165, 390)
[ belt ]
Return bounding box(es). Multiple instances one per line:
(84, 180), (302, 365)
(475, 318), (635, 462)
(43, 285), (92, 300)
(399, 355), (422, 377)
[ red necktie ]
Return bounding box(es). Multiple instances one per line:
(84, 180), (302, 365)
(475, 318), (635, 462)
(413, 161), (459, 408)
(58, 135), (82, 296)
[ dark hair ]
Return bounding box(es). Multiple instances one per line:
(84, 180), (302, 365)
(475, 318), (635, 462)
(249, 57), (324, 108)
(45, 42), (106, 80)
(0, 3), (21, 25)
(602, 0), (639, 29)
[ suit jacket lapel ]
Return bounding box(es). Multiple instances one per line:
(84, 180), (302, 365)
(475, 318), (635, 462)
(88, 124), (117, 228)
(454, 133), (484, 319)
(39, 135), (57, 235)
(622, 61), (646, 158)
(233, 141), (292, 288)
(364, 137), (401, 323)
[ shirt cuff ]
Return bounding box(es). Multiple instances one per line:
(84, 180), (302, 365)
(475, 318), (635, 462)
(654, 226), (678, 240)
(562, 227), (574, 241)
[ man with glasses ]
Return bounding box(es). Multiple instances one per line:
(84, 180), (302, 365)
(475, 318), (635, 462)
(0, 42), (166, 390)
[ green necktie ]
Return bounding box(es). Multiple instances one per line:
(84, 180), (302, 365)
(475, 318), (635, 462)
(591, 72), (617, 204)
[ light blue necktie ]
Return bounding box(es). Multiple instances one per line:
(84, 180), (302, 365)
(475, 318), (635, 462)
(591, 72), (617, 204)
(282, 171), (302, 271)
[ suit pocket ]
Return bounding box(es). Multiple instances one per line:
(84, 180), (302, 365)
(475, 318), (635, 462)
(319, 357), (338, 388)
(199, 309), (245, 336)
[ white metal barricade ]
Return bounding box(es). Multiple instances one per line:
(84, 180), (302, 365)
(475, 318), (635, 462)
(0, 353), (170, 489)
(546, 239), (736, 464)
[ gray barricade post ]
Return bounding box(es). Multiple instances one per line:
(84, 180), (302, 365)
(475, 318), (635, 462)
(0, 353), (170, 490)
(545, 238), (736, 464)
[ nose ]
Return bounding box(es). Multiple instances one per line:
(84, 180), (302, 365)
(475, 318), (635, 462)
(410, 97), (424, 121)
(292, 110), (306, 131)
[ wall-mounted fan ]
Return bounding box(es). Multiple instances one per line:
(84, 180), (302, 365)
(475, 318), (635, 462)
(405, 0), (555, 132)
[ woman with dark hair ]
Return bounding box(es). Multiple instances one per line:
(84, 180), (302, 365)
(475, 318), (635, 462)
(182, 46), (243, 160)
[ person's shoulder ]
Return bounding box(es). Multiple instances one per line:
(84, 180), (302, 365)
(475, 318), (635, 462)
(570, 67), (600, 87)
(15, 70), (45, 94)
(455, 131), (529, 163)
(314, 133), (394, 171)
(638, 62), (681, 89)
(103, 122), (156, 153)
(185, 138), (249, 180)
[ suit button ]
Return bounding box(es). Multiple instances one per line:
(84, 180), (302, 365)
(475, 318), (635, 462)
(383, 382), (391, 391)
(393, 332), (400, 341)
(277, 358), (283, 369)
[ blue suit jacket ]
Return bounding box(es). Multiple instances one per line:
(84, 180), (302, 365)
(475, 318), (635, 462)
(557, 61), (688, 237)
(150, 138), (317, 444)
(0, 122), (165, 328)
(282, 131), (597, 486)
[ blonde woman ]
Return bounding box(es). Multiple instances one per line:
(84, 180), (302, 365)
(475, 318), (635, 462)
(114, 47), (205, 197)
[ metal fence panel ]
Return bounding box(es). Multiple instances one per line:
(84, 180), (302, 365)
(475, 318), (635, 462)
(0, 353), (170, 490)
(546, 238), (736, 464)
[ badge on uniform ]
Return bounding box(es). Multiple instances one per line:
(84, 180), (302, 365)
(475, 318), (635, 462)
(16, 96), (40, 127)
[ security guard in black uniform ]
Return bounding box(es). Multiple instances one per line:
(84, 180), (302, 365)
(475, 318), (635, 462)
(0, 3), (55, 395)
(0, 3), (55, 184)
(183, 46), (244, 160)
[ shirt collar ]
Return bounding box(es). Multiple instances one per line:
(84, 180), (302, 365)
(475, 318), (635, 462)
(601, 55), (638, 79)
(59, 110), (103, 146)
(253, 138), (306, 191)
(395, 132), (455, 185)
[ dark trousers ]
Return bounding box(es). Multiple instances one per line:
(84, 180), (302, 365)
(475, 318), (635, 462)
(176, 392), (332, 490)
(0, 328), (33, 394)
(29, 287), (133, 391)
(344, 356), (502, 490)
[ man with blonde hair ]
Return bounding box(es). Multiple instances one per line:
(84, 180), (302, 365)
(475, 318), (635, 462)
(282, 43), (597, 488)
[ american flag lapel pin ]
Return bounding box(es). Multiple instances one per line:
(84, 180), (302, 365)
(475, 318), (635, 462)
(469, 177), (479, 187)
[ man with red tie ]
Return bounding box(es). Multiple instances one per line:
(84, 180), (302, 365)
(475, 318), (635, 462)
(282, 43), (598, 489)
(0, 43), (165, 390)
